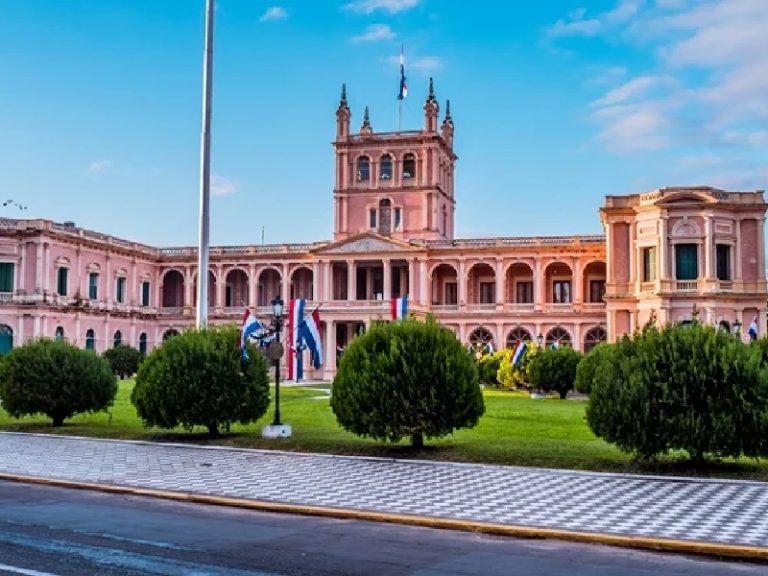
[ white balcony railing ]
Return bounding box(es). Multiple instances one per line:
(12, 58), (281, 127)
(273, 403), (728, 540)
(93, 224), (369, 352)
(431, 304), (459, 312)
(676, 281), (698, 291)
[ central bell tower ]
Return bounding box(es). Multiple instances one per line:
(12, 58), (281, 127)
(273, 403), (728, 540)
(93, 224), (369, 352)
(332, 79), (457, 242)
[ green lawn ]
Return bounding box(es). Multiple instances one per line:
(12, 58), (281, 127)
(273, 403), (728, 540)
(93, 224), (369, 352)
(2, 381), (767, 481)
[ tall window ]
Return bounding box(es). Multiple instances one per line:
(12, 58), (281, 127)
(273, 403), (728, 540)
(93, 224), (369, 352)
(0, 263), (14, 293)
(88, 272), (99, 300)
(369, 208), (377, 228)
(516, 281), (533, 304)
(54, 326), (65, 341)
(553, 281), (571, 303)
(589, 281), (605, 303)
(85, 329), (95, 351)
(394, 208), (402, 230)
(479, 282), (495, 304)
(642, 247), (656, 282)
(675, 244), (698, 280)
(444, 282), (457, 305)
(57, 267), (69, 296)
(139, 333), (147, 356)
(402, 153), (416, 179)
(378, 199), (392, 234)
(116, 277), (126, 303)
(113, 330), (122, 348)
(380, 154), (392, 180)
(716, 244), (731, 281)
(357, 156), (370, 182)
(141, 281), (151, 306)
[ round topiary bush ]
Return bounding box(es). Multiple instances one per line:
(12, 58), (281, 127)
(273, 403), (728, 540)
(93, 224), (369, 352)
(527, 346), (583, 399)
(0, 338), (117, 426)
(574, 343), (610, 395)
(586, 323), (768, 461)
(131, 325), (269, 436)
(331, 316), (484, 448)
(103, 345), (142, 379)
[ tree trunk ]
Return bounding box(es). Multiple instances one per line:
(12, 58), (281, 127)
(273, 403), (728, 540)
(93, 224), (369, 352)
(51, 415), (64, 427)
(559, 390), (568, 399)
(411, 432), (424, 449)
(207, 421), (220, 437)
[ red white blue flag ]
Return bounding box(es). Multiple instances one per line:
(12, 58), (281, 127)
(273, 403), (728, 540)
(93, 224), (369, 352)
(391, 296), (408, 320)
(287, 298), (305, 381)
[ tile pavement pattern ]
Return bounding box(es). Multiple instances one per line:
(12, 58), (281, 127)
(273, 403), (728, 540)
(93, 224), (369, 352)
(0, 432), (767, 548)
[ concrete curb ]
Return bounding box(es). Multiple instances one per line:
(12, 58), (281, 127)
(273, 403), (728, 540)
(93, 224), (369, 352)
(1, 471), (767, 563)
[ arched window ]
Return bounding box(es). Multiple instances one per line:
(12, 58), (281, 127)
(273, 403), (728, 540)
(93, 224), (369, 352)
(357, 156), (370, 182)
(113, 330), (122, 348)
(402, 153), (416, 179)
(583, 327), (607, 353)
(506, 327), (532, 349)
(469, 327), (495, 356)
(85, 329), (95, 351)
(139, 332), (148, 356)
(380, 154), (393, 180)
(163, 328), (180, 342)
(0, 324), (13, 356)
(378, 198), (392, 235)
(546, 327), (571, 349)
(54, 326), (65, 342)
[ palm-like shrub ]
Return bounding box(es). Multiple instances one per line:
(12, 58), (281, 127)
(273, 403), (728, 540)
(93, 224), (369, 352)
(103, 345), (142, 379)
(131, 325), (269, 436)
(331, 317), (484, 448)
(586, 323), (768, 461)
(0, 339), (117, 426)
(527, 346), (583, 399)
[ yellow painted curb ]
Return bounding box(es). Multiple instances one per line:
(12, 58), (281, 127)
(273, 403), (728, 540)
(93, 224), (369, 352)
(2, 472), (767, 562)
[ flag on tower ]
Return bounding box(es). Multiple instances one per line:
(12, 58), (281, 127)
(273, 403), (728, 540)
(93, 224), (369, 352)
(397, 49), (408, 100)
(391, 296), (408, 320)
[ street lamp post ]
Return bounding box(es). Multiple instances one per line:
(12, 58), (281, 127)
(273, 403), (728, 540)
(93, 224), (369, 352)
(271, 296), (284, 426)
(262, 296), (292, 438)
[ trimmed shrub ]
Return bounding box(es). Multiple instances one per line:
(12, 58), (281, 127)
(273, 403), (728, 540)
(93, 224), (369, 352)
(586, 323), (768, 461)
(331, 316), (484, 448)
(574, 343), (610, 394)
(131, 325), (269, 436)
(478, 350), (503, 386)
(527, 346), (583, 399)
(0, 339), (117, 426)
(103, 345), (142, 379)
(497, 342), (541, 390)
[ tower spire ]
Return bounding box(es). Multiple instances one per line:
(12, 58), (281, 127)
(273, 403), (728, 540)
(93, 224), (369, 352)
(444, 99), (452, 122)
(360, 105), (373, 134)
(427, 77), (436, 103)
(340, 83), (347, 107)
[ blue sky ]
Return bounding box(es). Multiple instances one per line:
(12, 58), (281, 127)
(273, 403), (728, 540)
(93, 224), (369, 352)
(1, 0), (766, 246)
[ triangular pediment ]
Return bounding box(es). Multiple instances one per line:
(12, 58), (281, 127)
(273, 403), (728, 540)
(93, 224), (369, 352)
(313, 233), (420, 254)
(654, 187), (726, 206)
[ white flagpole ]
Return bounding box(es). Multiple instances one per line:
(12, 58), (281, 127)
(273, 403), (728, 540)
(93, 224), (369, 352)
(196, 0), (214, 329)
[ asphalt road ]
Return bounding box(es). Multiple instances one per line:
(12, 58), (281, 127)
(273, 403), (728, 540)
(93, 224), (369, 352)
(0, 480), (764, 576)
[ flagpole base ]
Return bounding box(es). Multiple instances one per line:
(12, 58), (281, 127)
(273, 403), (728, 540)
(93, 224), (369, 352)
(262, 423), (292, 438)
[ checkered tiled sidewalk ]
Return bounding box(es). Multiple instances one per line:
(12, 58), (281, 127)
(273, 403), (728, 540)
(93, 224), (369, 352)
(1, 432), (767, 548)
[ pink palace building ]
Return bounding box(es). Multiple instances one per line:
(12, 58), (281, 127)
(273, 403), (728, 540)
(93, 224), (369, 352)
(0, 81), (766, 380)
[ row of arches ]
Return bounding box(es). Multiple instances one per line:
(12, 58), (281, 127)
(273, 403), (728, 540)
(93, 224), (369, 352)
(468, 325), (607, 353)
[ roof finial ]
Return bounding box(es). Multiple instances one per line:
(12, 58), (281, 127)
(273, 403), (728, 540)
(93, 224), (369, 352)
(427, 77), (436, 102)
(445, 99), (452, 121)
(361, 105), (372, 133)
(340, 83), (348, 106)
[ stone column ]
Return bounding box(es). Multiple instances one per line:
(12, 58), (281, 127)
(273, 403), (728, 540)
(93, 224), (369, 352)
(75, 247), (82, 297)
(735, 218), (742, 280)
(131, 260), (137, 306)
(495, 259), (503, 308)
(323, 261), (332, 301)
(17, 242), (25, 294)
(215, 265), (224, 308)
(312, 261), (320, 301)
(572, 323), (582, 352)
(325, 320), (336, 377)
(184, 266), (192, 307)
(534, 258), (544, 309)
(281, 263), (290, 303)
(105, 254), (111, 304)
(419, 258), (428, 305)
(248, 264), (257, 306)
(383, 259), (391, 301)
(572, 256), (582, 305)
(347, 260), (355, 300)
(35, 241), (43, 293)
(704, 215), (713, 280)
(758, 218), (766, 286)
(43, 243), (50, 294)
(408, 259), (416, 300)
(458, 259), (466, 306)
(366, 267), (373, 299)
(659, 218), (668, 281)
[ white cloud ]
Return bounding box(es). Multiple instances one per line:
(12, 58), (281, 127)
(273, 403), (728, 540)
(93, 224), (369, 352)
(88, 160), (113, 173)
(547, 0), (644, 37)
(259, 6), (287, 22)
(352, 24), (396, 43)
(211, 174), (239, 196)
(385, 53), (444, 76)
(343, 0), (420, 14)
(550, 0), (768, 157)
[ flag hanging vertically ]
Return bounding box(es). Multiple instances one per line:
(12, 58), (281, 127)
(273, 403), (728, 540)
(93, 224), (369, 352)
(287, 299), (305, 381)
(298, 308), (324, 369)
(240, 309), (264, 361)
(749, 314), (759, 341)
(511, 340), (527, 366)
(391, 296), (408, 320)
(397, 48), (408, 100)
